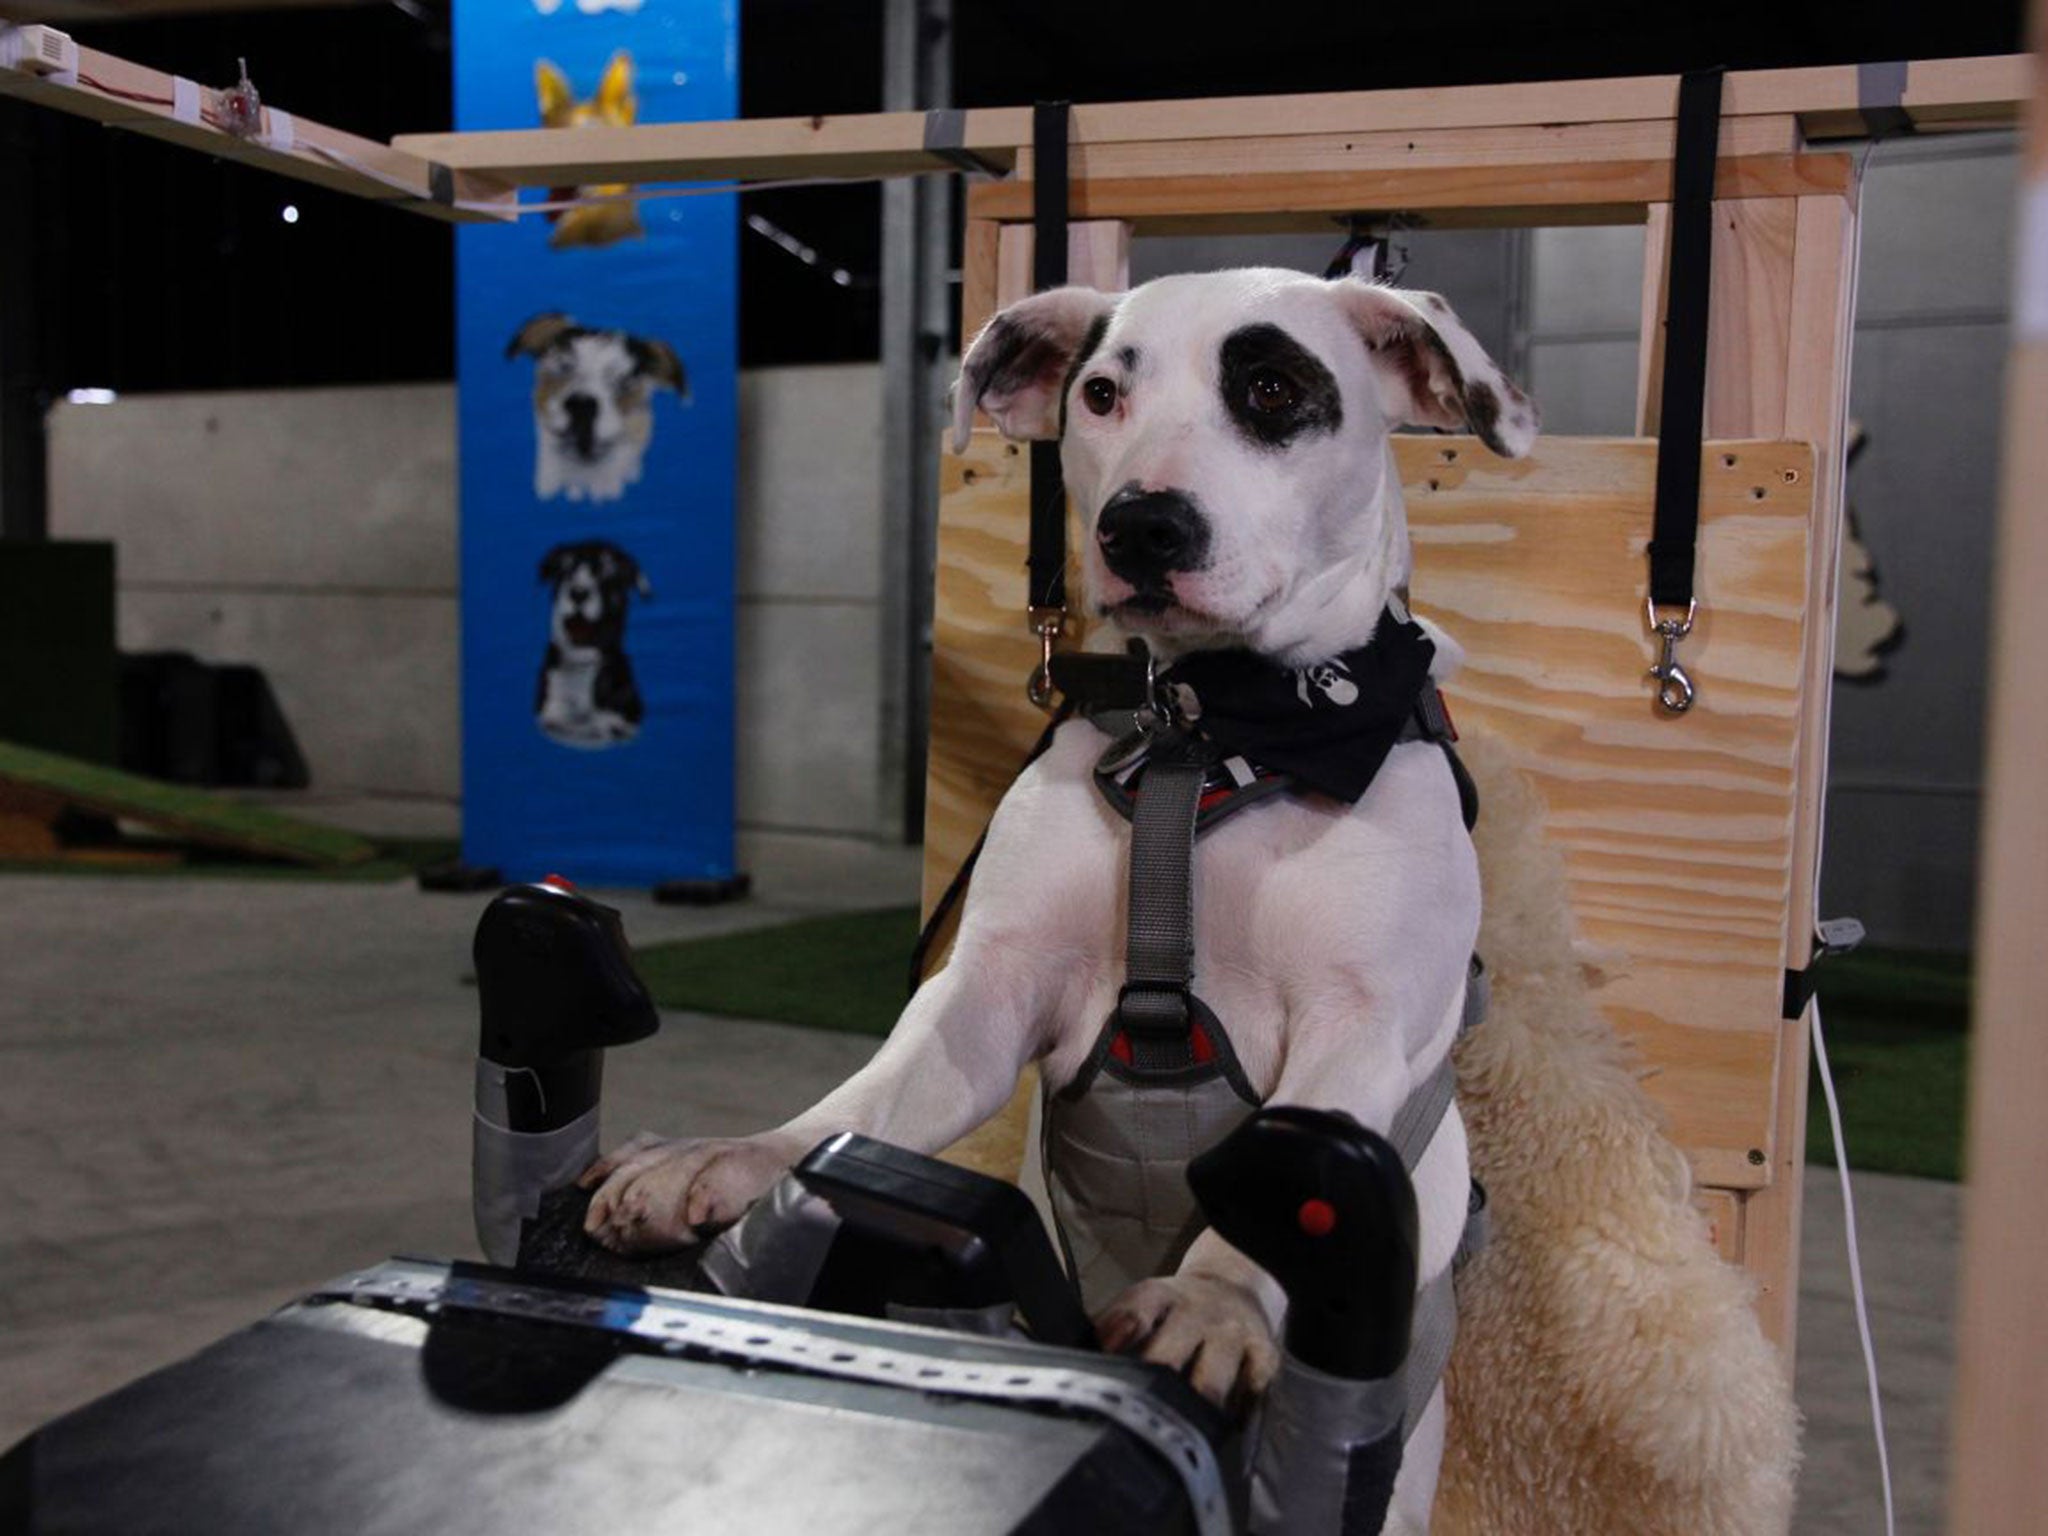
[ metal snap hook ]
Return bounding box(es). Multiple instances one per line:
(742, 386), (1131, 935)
(1026, 606), (1067, 711)
(1646, 598), (1699, 715)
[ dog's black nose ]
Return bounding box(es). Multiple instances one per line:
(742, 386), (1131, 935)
(562, 393), (599, 454)
(1096, 488), (1210, 583)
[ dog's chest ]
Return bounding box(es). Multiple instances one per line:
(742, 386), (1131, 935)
(991, 727), (1464, 1095)
(544, 652), (602, 720)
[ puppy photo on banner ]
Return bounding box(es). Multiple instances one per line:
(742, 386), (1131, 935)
(455, 0), (740, 886)
(506, 311), (687, 503)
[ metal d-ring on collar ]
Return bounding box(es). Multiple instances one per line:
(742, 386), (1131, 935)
(1646, 597), (1698, 714)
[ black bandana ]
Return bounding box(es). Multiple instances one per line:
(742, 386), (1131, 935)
(1161, 608), (1439, 803)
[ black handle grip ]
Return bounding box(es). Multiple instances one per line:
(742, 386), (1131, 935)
(1188, 1106), (1418, 1380)
(473, 881), (659, 1070)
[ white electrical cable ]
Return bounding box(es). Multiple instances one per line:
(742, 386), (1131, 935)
(1810, 1002), (1897, 1536)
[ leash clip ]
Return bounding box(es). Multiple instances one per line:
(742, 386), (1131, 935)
(1646, 598), (1698, 714)
(1027, 606), (1068, 711)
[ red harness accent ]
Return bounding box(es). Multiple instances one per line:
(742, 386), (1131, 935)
(1109, 1017), (1217, 1066)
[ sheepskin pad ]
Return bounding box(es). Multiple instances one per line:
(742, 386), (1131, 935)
(1434, 735), (1800, 1534)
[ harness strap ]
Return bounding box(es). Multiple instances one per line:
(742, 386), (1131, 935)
(1388, 1053), (1459, 1174)
(1398, 1265), (1459, 1437)
(1118, 751), (1209, 1063)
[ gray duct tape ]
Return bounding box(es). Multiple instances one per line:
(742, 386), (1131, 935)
(471, 1102), (601, 1266)
(1247, 1353), (1407, 1534)
(698, 1173), (841, 1305)
(922, 108), (1003, 176)
(331, 1259), (1232, 1536)
(1856, 60), (1913, 138)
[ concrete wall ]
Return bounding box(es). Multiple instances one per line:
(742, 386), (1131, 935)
(48, 385), (461, 800)
(48, 364), (893, 840)
(1819, 134), (2016, 951)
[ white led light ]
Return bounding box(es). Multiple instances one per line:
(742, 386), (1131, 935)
(281, 204), (300, 224)
(66, 388), (118, 406)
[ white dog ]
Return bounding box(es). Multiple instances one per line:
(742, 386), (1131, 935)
(506, 313), (686, 503)
(582, 269), (1536, 1531)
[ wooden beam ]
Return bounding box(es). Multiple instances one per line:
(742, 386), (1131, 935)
(1636, 202), (1671, 433)
(1704, 198), (1799, 439)
(0, 36), (514, 223)
(395, 109), (1027, 189)
(1012, 115), (1802, 183)
(393, 56), (2024, 193)
(965, 155), (1855, 232)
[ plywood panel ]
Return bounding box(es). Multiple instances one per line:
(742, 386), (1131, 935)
(925, 432), (1813, 1191)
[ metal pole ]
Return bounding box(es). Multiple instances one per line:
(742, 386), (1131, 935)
(878, 0), (952, 843)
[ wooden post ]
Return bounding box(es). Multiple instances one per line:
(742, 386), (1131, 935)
(1636, 167), (1861, 1357)
(1946, 22), (2048, 1533)
(1746, 188), (1861, 1359)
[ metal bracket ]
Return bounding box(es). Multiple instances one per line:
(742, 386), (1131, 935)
(1782, 916), (1868, 1018)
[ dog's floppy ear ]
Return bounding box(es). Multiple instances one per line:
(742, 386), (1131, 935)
(535, 61), (575, 128)
(630, 337), (688, 397)
(950, 286), (1118, 452)
(1331, 280), (1539, 459)
(595, 50), (637, 125)
(538, 544), (576, 585)
(595, 543), (653, 597)
(508, 312), (576, 360)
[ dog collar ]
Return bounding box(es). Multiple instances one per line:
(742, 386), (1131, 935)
(1055, 608), (1466, 820)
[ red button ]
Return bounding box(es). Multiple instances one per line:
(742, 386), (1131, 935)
(542, 873), (578, 891)
(1297, 1198), (1337, 1237)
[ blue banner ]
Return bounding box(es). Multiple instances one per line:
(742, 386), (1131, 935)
(454, 0), (738, 886)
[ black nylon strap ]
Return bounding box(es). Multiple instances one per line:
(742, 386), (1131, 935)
(1648, 68), (1724, 611)
(1116, 752), (1207, 1051)
(1029, 101), (1072, 614)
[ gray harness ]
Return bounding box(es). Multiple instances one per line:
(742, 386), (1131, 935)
(1041, 695), (1486, 1443)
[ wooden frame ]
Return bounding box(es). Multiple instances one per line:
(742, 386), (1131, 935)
(929, 97), (1880, 1365)
(5, 31), (2031, 1368)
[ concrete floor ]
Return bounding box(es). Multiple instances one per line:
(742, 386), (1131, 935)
(0, 834), (1951, 1530)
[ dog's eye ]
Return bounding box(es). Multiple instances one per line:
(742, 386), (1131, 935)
(1081, 377), (1119, 417)
(1248, 369), (1299, 414)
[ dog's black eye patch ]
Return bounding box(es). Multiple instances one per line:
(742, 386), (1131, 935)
(1219, 325), (1342, 449)
(1055, 312), (1113, 435)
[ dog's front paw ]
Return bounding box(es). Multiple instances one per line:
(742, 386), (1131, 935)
(577, 1132), (798, 1253)
(1096, 1273), (1279, 1408)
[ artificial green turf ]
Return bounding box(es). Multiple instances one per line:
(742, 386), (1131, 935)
(1805, 946), (1970, 1182)
(0, 739), (379, 865)
(634, 905), (922, 1039)
(636, 913), (1972, 1181)
(0, 836), (461, 882)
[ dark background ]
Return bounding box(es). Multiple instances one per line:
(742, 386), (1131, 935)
(0, 0), (2026, 456)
